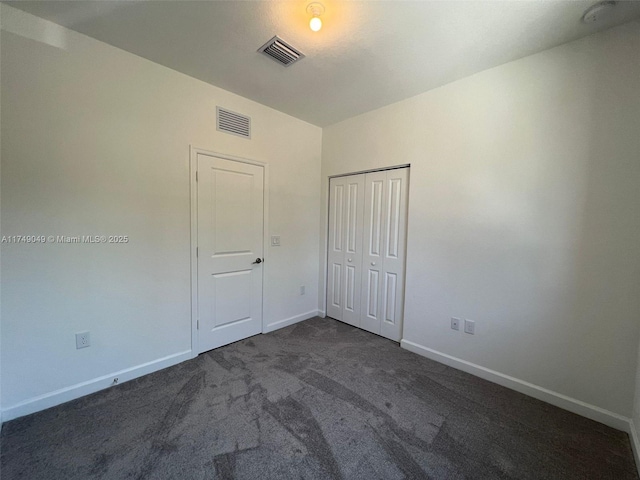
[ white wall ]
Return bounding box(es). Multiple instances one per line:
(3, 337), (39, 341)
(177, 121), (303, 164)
(0, 5), (322, 418)
(321, 21), (640, 418)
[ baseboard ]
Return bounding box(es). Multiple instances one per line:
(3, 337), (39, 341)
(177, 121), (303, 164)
(318, 310), (326, 318)
(1, 350), (192, 422)
(2, 311), (321, 422)
(400, 339), (630, 432)
(629, 419), (640, 477)
(263, 310), (319, 333)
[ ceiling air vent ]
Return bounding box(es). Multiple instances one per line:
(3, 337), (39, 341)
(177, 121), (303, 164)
(216, 107), (251, 139)
(258, 36), (305, 67)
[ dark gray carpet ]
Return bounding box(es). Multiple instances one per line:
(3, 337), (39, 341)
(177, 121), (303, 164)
(1, 317), (637, 479)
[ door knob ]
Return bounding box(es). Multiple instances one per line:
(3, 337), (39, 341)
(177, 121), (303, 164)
(347, 258), (352, 263)
(252, 258), (263, 264)
(371, 262), (376, 266)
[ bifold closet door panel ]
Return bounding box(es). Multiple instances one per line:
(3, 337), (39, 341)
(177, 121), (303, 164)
(380, 168), (409, 342)
(360, 170), (387, 335)
(341, 175), (365, 326)
(327, 177), (346, 321)
(328, 168), (407, 339)
(327, 175), (365, 325)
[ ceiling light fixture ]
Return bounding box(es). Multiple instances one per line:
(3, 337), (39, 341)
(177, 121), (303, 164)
(582, 1), (616, 24)
(307, 2), (325, 32)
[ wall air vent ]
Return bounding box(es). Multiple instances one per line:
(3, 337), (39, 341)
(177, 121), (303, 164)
(258, 36), (305, 67)
(216, 107), (251, 139)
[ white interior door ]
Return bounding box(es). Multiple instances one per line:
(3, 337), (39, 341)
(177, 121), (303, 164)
(197, 153), (264, 353)
(327, 175), (365, 326)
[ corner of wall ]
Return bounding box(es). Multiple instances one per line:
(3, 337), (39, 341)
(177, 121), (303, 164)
(401, 339), (632, 432)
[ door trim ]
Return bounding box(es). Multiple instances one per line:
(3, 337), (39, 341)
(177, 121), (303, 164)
(328, 164), (410, 180)
(189, 146), (269, 358)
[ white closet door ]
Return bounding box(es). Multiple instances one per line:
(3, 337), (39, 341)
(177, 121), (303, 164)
(341, 175), (365, 326)
(327, 168), (408, 341)
(380, 168), (409, 341)
(361, 171), (387, 335)
(327, 175), (365, 325)
(327, 177), (346, 320)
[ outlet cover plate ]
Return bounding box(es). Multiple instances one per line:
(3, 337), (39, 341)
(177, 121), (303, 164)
(76, 331), (90, 349)
(451, 317), (460, 331)
(464, 319), (475, 335)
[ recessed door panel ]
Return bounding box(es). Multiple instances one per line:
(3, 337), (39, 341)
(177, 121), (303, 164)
(213, 170), (253, 255)
(367, 270), (379, 318)
(332, 185), (344, 253)
(213, 270), (252, 327)
(345, 265), (356, 312)
(369, 180), (384, 256)
(331, 263), (342, 309)
(386, 178), (402, 259)
(383, 272), (398, 325)
(346, 183), (359, 254)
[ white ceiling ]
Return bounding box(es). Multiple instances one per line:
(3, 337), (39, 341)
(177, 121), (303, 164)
(6, 1), (640, 126)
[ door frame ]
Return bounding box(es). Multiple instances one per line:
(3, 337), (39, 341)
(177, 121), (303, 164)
(322, 164), (410, 327)
(189, 146), (270, 358)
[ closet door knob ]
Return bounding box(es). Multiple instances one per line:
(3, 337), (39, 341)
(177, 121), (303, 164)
(347, 258), (352, 263)
(371, 262), (376, 266)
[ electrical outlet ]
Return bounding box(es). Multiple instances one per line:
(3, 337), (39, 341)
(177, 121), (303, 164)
(464, 319), (475, 335)
(76, 331), (90, 349)
(300, 285), (305, 295)
(451, 317), (460, 331)
(271, 235), (281, 246)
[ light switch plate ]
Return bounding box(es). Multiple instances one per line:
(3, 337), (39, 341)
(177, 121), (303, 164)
(271, 235), (281, 246)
